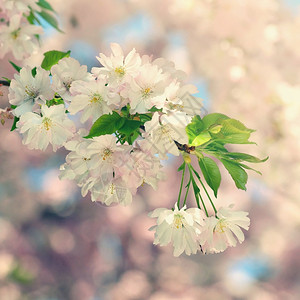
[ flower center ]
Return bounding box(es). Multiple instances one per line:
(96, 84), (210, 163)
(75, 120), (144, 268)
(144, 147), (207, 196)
(25, 85), (37, 98)
(109, 183), (115, 195)
(63, 80), (72, 90)
(42, 117), (52, 131)
(142, 87), (153, 98)
(90, 93), (103, 104)
(159, 125), (173, 142)
(114, 66), (125, 76)
(214, 219), (229, 233)
(167, 102), (184, 110)
(11, 28), (21, 40)
(173, 214), (184, 229)
(102, 147), (113, 161)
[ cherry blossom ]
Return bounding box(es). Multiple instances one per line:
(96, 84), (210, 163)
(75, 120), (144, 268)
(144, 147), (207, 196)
(149, 204), (206, 257)
(17, 104), (75, 151)
(199, 206), (250, 254)
(50, 57), (93, 102)
(0, 14), (42, 60)
(8, 66), (54, 116)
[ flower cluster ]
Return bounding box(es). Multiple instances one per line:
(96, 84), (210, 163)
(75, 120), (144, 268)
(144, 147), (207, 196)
(7, 43), (257, 256)
(0, 0), (43, 60)
(149, 204), (250, 256)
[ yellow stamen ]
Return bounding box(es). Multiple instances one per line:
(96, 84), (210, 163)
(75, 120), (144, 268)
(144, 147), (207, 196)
(109, 183), (115, 195)
(174, 214), (183, 229)
(90, 93), (103, 104)
(42, 117), (52, 131)
(114, 66), (125, 76)
(142, 87), (153, 98)
(102, 148), (113, 160)
(214, 219), (228, 233)
(25, 86), (36, 98)
(11, 28), (21, 40)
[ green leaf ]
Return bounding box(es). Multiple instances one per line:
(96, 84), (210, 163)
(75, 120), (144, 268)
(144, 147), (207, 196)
(85, 112), (125, 139)
(10, 116), (19, 131)
(37, 10), (63, 32)
(214, 118), (255, 144)
(202, 113), (229, 129)
(190, 131), (211, 147)
(148, 106), (162, 112)
(31, 67), (37, 77)
(221, 159), (248, 190)
(37, 0), (55, 11)
(198, 157), (221, 197)
(9, 61), (21, 72)
(41, 50), (71, 71)
(203, 141), (229, 153)
(177, 162), (185, 172)
(186, 115), (212, 146)
(8, 263), (35, 285)
(2, 77), (11, 83)
(224, 152), (268, 163)
(239, 163), (262, 175)
(118, 119), (142, 135)
(186, 116), (204, 141)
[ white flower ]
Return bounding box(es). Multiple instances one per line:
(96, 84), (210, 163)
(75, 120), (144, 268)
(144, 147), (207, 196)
(143, 112), (188, 159)
(163, 81), (203, 116)
(0, 14), (43, 60)
(126, 63), (168, 114)
(92, 43), (141, 86)
(149, 204), (206, 257)
(84, 135), (131, 184)
(199, 206), (250, 254)
(90, 177), (132, 206)
(9, 66), (54, 116)
(59, 139), (92, 182)
(2, 0), (40, 15)
(17, 104), (75, 151)
(68, 79), (120, 123)
(51, 57), (93, 101)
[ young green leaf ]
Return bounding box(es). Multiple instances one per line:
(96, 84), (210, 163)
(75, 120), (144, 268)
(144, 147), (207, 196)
(118, 119), (142, 136)
(198, 157), (221, 197)
(186, 115), (211, 146)
(224, 152), (269, 163)
(37, 0), (55, 12)
(85, 112), (125, 139)
(31, 67), (37, 77)
(191, 131), (211, 147)
(10, 116), (19, 131)
(186, 115), (204, 141)
(1, 77), (11, 84)
(37, 10), (63, 32)
(178, 162), (185, 172)
(216, 118), (255, 144)
(41, 50), (71, 71)
(238, 162), (262, 175)
(9, 61), (21, 72)
(220, 159), (248, 190)
(202, 113), (229, 129)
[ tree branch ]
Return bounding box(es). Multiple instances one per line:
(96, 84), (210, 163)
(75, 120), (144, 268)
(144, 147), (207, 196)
(0, 80), (10, 86)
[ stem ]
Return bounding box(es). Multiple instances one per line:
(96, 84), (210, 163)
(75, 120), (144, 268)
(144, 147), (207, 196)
(183, 178), (191, 206)
(197, 184), (208, 217)
(199, 177), (217, 214)
(188, 164), (208, 216)
(177, 162), (186, 208)
(190, 165), (217, 214)
(0, 80), (10, 86)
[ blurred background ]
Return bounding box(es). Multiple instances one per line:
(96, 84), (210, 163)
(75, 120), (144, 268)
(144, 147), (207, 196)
(0, 0), (300, 299)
